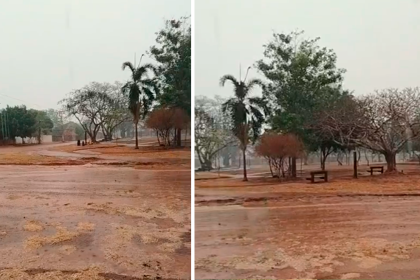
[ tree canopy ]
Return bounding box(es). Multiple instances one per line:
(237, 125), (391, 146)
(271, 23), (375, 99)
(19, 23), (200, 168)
(256, 31), (348, 153)
(149, 17), (191, 116)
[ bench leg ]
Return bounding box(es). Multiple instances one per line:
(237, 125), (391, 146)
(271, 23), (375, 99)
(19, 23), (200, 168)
(325, 174), (328, 182)
(311, 176), (314, 183)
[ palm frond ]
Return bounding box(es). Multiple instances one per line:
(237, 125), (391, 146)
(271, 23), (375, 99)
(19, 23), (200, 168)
(248, 97), (269, 116)
(219, 74), (240, 88)
(142, 63), (158, 75)
(142, 87), (156, 102)
(246, 78), (265, 93)
(122, 61), (135, 72)
(121, 82), (131, 94)
(221, 98), (237, 114)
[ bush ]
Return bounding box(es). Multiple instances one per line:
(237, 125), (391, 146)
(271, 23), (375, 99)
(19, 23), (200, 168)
(146, 107), (189, 146)
(255, 133), (303, 178)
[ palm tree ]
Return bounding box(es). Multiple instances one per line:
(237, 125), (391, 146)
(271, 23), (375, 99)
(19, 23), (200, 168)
(122, 61), (158, 149)
(220, 71), (267, 181)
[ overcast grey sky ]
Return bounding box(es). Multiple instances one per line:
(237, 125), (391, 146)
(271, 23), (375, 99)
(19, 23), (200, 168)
(0, 0), (190, 110)
(196, 0), (420, 100)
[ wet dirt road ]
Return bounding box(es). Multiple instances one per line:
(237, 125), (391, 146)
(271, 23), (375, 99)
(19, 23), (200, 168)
(196, 195), (420, 279)
(0, 165), (190, 279)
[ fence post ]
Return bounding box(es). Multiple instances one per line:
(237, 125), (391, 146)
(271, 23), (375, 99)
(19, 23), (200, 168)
(353, 151), (358, 179)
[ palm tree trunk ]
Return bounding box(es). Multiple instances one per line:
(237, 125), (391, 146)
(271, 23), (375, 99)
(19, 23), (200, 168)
(135, 123), (139, 149)
(242, 148), (247, 181)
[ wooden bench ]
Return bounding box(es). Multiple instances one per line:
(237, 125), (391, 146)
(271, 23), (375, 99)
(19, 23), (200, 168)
(306, 170), (328, 183)
(367, 165), (384, 175)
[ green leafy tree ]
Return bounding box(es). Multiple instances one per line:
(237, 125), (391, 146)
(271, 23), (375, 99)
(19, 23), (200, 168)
(149, 17), (191, 146)
(256, 30), (347, 169)
(220, 73), (267, 181)
(5, 106), (37, 142)
(122, 62), (158, 149)
(30, 110), (54, 142)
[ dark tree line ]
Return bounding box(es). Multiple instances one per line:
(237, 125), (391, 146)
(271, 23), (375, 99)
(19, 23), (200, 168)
(0, 106), (53, 144)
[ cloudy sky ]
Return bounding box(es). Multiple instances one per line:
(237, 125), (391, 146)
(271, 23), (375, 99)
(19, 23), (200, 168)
(196, 0), (420, 100)
(0, 0), (190, 110)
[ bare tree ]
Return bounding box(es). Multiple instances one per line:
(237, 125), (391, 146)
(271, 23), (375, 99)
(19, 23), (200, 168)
(61, 82), (129, 143)
(319, 88), (420, 172)
(195, 108), (236, 170)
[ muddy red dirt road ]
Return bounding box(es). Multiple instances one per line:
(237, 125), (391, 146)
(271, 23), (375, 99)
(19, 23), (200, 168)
(0, 163), (190, 279)
(195, 174), (420, 279)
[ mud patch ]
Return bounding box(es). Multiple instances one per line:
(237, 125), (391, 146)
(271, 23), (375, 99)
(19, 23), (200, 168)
(7, 194), (22, 200)
(0, 266), (105, 280)
(25, 226), (79, 249)
(132, 234), (170, 246)
(174, 230), (191, 255)
(340, 272), (361, 279)
(77, 222), (95, 231)
(58, 244), (77, 255)
(60, 232), (94, 249)
(85, 203), (185, 223)
(23, 220), (44, 232)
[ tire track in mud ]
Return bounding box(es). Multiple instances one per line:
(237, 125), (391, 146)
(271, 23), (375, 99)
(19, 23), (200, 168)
(196, 193), (420, 207)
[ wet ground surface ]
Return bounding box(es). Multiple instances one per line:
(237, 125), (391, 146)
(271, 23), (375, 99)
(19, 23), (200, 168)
(0, 146), (191, 279)
(195, 171), (420, 279)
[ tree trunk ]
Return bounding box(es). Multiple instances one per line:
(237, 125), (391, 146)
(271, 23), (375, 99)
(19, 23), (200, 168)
(134, 123), (139, 149)
(91, 132), (97, 143)
(156, 131), (161, 145)
(384, 152), (397, 172)
(268, 159), (274, 177)
(291, 157), (297, 177)
(176, 129), (182, 147)
(242, 148), (248, 181)
(337, 152), (343, 165)
(353, 151), (358, 179)
(320, 148), (326, 171)
(202, 159), (212, 171)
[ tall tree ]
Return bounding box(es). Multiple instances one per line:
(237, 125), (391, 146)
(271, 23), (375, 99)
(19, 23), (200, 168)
(149, 17), (191, 146)
(256, 30), (347, 169)
(220, 72), (267, 181)
(122, 62), (158, 149)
